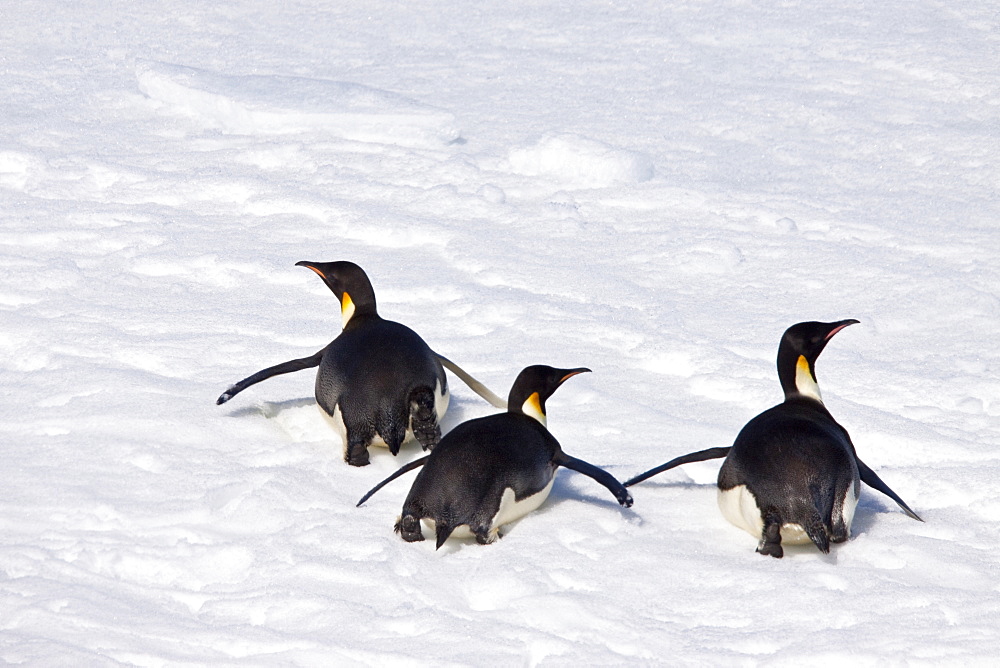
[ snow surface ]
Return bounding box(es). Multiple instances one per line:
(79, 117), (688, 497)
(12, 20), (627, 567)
(2, 0), (999, 664)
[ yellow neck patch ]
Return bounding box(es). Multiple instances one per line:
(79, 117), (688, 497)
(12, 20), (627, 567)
(521, 392), (547, 426)
(341, 291), (356, 329)
(794, 354), (823, 403)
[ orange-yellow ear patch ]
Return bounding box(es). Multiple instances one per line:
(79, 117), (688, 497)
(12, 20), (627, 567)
(521, 391), (546, 426)
(796, 355), (813, 381)
(794, 354), (823, 402)
(340, 291), (356, 328)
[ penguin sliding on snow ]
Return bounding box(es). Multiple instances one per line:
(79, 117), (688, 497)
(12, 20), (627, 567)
(356, 365), (634, 548)
(625, 320), (922, 558)
(217, 261), (506, 466)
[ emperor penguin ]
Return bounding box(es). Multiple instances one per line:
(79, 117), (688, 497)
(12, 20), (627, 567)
(356, 365), (634, 548)
(217, 261), (506, 466)
(625, 320), (921, 558)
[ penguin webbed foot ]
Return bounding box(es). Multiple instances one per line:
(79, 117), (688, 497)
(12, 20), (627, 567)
(345, 441), (371, 467)
(475, 526), (500, 545)
(409, 387), (441, 451)
(395, 515), (424, 542)
(756, 512), (784, 558)
(756, 541), (783, 558)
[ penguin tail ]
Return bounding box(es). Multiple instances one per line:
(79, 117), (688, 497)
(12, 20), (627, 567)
(408, 386), (441, 450)
(806, 481), (834, 553)
(805, 515), (831, 554)
(435, 522), (455, 550)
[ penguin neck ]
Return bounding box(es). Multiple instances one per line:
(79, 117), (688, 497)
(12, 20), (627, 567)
(517, 392), (547, 427)
(779, 352), (824, 405)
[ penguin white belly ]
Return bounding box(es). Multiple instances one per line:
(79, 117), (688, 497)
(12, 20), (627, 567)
(491, 478), (556, 531)
(318, 378), (449, 452)
(419, 478), (556, 544)
(433, 379), (450, 421)
(840, 483), (859, 534)
(717, 486), (812, 545)
(317, 403), (401, 451)
(319, 403), (351, 453)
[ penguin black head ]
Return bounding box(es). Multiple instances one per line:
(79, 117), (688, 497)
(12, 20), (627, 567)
(507, 365), (591, 426)
(777, 319), (859, 403)
(295, 261), (378, 328)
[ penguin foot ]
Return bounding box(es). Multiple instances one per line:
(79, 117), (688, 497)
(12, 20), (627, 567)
(756, 541), (784, 558)
(757, 511), (784, 558)
(394, 515), (424, 542)
(409, 387), (441, 451)
(345, 442), (371, 467)
(475, 527), (500, 545)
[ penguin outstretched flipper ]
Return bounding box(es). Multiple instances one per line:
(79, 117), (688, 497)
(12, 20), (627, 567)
(436, 354), (507, 409)
(356, 456), (430, 507)
(556, 453), (633, 507)
(216, 347), (326, 405)
(624, 446), (732, 487)
(855, 457), (923, 521)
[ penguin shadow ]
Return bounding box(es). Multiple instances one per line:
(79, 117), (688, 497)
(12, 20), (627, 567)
(542, 471), (643, 521)
(220, 396), (317, 420)
(220, 396), (340, 447)
(850, 496), (906, 536)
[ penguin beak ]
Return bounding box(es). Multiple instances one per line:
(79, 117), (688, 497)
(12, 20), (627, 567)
(825, 319), (860, 341)
(558, 367), (592, 384)
(295, 260), (326, 280)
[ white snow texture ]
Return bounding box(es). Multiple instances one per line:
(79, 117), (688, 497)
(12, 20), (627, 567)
(1, 1), (998, 665)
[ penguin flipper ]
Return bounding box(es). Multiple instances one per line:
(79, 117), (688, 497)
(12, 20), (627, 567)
(356, 456), (430, 507)
(556, 453), (633, 508)
(623, 447), (732, 487)
(216, 347), (326, 405)
(435, 353), (508, 409)
(855, 457), (923, 522)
